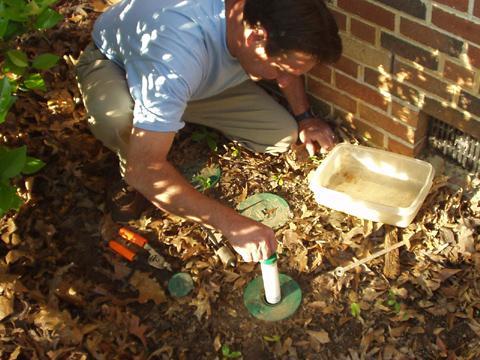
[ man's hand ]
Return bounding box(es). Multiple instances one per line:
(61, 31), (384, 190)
(298, 117), (336, 156)
(224, 215), (277, 262)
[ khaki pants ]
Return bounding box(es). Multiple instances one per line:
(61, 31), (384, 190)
(76, 43), (298, 168)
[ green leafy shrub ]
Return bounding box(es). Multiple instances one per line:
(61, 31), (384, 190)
(0, 0), (63, 216)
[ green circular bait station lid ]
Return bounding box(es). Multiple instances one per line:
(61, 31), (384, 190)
(168, 272), (194, 297)
(237, 193), (290, 229)
(243, 274), (302, 322)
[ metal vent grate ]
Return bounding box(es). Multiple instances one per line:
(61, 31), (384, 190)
(428, 117), (480, 174)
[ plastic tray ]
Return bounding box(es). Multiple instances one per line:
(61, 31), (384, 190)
(309, 143), (434, 227)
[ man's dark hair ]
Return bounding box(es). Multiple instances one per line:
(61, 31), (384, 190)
(243, 0), (342, 63)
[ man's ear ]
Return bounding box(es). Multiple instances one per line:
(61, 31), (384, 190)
(245, 25), (268, 48)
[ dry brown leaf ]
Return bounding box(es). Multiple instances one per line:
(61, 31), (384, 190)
(0, 295), (14, 321)
(129, 271), (167, 305)
(455, 222), (475, 255)
(5, 250), (33, 265)
(190, 287), (210, 321)
(91, 0), (110, 12)
(213, 335), (222, 352)
(222, 270), (240, 283)
(436, 268), (462, 282)
(306, 329), (330, 344)
(33, 306), (84, 345)
(128, 314), (149, 348)
(468, 319), (480, 338)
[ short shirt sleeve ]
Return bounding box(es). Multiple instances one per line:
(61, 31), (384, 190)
(126, 59), (192, 133)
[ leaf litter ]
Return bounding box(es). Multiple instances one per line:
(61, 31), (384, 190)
(0, 0), (479, 359)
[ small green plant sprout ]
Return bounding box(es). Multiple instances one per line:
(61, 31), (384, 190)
(263, 335), (281, 343)
(230, 145), (240, 158)
(271, 174), (284, 187)
(0, 145), (45, 216)
(191, 165), (221, 192)
(191, 127), (219, 152)
(309, 155), (322, 165)
(192, 175), (213, 191)
(350, 302), (361, 318)
(387, 290), (401, 313)
(221, 344), (242, 359)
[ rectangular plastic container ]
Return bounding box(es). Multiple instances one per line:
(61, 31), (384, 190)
(309, 143), (434, 227)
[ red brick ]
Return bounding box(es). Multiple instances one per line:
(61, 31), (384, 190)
(400, 17), (463, 57)
(351, 18), (376, 45)
(475, 0), (480, 18)
(392, 60), (452, 100)
(444, 61), (475, 89)
(391, 101), (420, 127)
(381, 32), (439, 70)
(424, 96), (480, 139)
(338, 0), (395, 30)
(387, 137), (426, 157)
(333, 56), (359, 78)
(335, 72), (389, 111)
(364, 67), (421, 106)
(435, 0), (469, 12)
(345, 116), (385, 147)
(467, 45), (480, 69)
(372, 0), (426, 19)
(359, 103), (413, 143)
(432, 7), (480, 46)
(307, 78), (357, 114)
(330, 9), (347, 31)
(309, 64), (332, 83)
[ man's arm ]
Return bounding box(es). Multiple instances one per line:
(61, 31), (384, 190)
(279, 75), (336, 155)
(124, 127), (277, 262)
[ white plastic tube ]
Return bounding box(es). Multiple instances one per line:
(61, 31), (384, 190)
(260, 253), (281, 305)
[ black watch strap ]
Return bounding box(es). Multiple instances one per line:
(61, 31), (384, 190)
(294, 108), (316, 122)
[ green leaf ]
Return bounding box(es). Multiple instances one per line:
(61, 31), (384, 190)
(3, 21), (25, 40)
(0, 182), (23, 217)
(6, 50), (29, 68)
(22, 156), (45, 175)
(23, 73), (46, 91)
(206, 137), (217, 151)
(221, 344), (242, 359)
(0, 18), (8, 38)
(191, 131), (206, 142)
(3, 57), (27, 76)
(0, 77), (16, 124)
(350, 302), (361, 318)
(32, 53), (60, 70)
(394, 302), (401, 313)
(0, 146), (27, 181)
(0, 3), (30, 22)
(35, 8), (62, 29)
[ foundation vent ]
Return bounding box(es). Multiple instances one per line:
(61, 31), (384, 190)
(428, 117), (480, 174)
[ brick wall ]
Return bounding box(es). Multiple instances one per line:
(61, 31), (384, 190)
(307, 0), (480, 156)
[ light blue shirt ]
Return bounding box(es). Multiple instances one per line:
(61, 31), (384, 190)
(93, 0), (248, 132)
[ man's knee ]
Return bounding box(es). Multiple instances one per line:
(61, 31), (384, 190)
(242, 118), (297, 154)
(266, 122), (298, 154)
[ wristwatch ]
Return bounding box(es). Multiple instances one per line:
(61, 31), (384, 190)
(293, 107), (316, 123)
